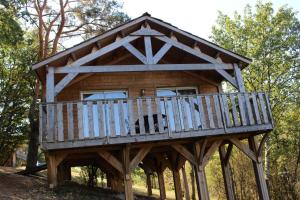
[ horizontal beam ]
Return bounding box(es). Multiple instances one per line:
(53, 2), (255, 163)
(54, 63), (233, 74)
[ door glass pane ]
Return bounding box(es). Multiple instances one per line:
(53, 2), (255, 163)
(82, 91), (128, 137)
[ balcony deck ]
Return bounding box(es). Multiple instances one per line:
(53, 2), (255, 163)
(40, 92), (274, 150)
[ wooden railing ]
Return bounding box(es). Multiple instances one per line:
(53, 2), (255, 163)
(39, 92), (273, 146)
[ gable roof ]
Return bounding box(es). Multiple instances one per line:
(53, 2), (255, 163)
(32, 13), (251, 71)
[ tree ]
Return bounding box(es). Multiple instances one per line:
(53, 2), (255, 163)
(0, 4), (37, 165)
(211, 2), (300, 199)
(19, 0), (130, 169)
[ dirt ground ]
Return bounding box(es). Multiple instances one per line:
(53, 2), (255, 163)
(0, 167), (156, 200)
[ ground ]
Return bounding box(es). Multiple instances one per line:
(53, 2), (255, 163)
(0, 167), (159, 200)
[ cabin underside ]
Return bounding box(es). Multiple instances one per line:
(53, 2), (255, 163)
(46, 132), (270, 200)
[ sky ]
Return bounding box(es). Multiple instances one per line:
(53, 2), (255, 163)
(122, 0), (300, 40)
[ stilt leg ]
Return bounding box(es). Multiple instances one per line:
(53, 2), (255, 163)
(157, 167), (166, 200)
(219, 145), (235, 200)
(173, 167), (183, 200)
(146, 172), (152, 196)
(249, 137), (270, 200)
(182, 165), (190, 200)
(47, 154), (58, 188)
(122, 145), (133, 200)
(194, 164), (209, 200)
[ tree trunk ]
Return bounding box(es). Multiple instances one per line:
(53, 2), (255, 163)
(26, 80), (40, 170)
(26, 102), (39, 169)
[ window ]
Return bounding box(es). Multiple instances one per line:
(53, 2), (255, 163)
(81, 90), (128, 137)
(156, 87), (200, 131)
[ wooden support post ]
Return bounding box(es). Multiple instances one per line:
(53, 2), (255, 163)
(194, 164), (209, 200)
(156, 163), (166, 200)
(47, 154), (58, 188)
(233, 63), (245, 92)
(219, 145), (235, 200)
(122, 145), (133, 200)
(169, 153), (183, 200)
(248, 137), (270, 200)
(182, 165), (191, 200)
(146, 172), (153, 196)
(46, 152), (68, 188)
(173, 167), (183, 200)
(193, 142), (210, 200)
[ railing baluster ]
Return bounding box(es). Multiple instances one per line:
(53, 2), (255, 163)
(155, 97), (164, 133)
(205, 96), (215, 129)
(213, 95), (223, 128)
(146, 98), (155, 134)
(118, 100), (126, 136)
(237, 93), (247, 126)
(229, 94), (239, 126)
(264, 93), (274, 125)
(164, 97), (172, 136)
(221, 94), (232, 127)
(171, 96), (181, 132)
(87, 101), (94, 138)
(137, 98), (145, 134)
(46, 104), (55, 142)
(77, 102), (84, 139)
(258, 93), (269, 124)
(244, 93), (255, 125)
(67, 103), (74, 140)
(56, 103), (64, 141)
(197, 96), (207, 129)
(189, 96), (198, 130)
(109, 100), (116, 137)
(128, 99), (136, 135)
(251, 93), (262, 125)
(97, 101), (105, 138)
(180, 97), (190, 131)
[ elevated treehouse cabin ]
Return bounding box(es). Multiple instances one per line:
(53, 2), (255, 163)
(33, 13), (273, 200)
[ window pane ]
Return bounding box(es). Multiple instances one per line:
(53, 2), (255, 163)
(157, 89), (177, 97)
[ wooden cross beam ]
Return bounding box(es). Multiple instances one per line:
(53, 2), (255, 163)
(54, 63), (233, 73)
(229, 138), (257, 162)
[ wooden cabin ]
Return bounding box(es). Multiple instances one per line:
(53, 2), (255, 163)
(33, 13), (273, 200)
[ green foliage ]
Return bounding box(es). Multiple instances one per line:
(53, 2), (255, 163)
(211, 1), (300, 199)
(0, 2), (37, 164)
